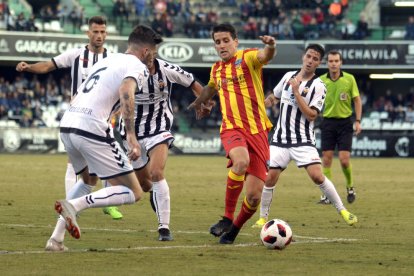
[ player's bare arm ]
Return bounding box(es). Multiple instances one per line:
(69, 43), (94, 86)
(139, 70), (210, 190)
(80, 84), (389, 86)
(257, 35), (276, 64)
(16, 60), (56, 73)
(264, 94), (279, 108)
(353, 95), (362, 135)
(187, 85), (217, 119)
(191, 81), (216, 119)
(119, 77), (141, 161)
(289, 77), (318, 121)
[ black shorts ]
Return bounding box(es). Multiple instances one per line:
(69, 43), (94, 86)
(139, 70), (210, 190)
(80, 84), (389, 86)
(321, 117), (353, 152)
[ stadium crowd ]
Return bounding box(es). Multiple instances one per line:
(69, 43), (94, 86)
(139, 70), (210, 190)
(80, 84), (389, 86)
(0, 0), (376, 40)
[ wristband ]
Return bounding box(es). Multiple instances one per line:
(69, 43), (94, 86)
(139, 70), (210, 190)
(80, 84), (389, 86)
(266, 44), (276, 49)
(356, 119), (361, 123)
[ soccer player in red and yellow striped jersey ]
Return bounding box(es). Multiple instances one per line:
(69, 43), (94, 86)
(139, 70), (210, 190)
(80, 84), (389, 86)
(189, 23), (276, 244)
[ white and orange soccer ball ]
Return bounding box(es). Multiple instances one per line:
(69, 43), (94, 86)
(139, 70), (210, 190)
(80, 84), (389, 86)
(260, 219), (293, 250)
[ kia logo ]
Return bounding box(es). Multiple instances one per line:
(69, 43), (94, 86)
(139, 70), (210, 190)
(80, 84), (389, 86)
(158, 42), (193, 62)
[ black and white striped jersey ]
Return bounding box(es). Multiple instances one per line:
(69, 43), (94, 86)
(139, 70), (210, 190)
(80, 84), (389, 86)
(52, 45), (108, 97)
(271, 70), (326, 147)
(120, 59), (195, 139)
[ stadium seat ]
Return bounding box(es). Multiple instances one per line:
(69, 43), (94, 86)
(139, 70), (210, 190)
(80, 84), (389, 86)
(379, 111), (389, 121)
(370, 111), (380, 119)
(381, 121), (393, 130)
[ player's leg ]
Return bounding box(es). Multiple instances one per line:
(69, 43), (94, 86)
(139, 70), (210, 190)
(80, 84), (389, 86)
(65, 160), (77, 196)
(337, 119), (355, 203)
(220, 131), (269, 244)
(305, 162), (357, 226)
(147, 143), (173, 241)
(102, 178), (124, 220)
(320, 118), (338, 204)
(55, 134), (142, 239)
(252, 145), (288, 228)
(210, 145), (249, 237)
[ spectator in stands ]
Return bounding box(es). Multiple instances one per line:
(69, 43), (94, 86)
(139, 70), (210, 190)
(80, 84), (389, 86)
(240, 0), (254, 21)
(113, 0), (128, 32)
(0, 104), (7, 120)
(184, 14), (198, 38)
(57, 4), (69, 27)
(151, 12), (166, 36)
(164, 14), (174, 37)
(177, 0), (191, 22)
(40, 5), (56, 23)
(328, 0), (342, 20)
(25, 15), (38, 32)
(15, 12), (26, 31)
(406, 105), (414, 122)
(134, 0), (147, 16)
(405, 16), (414, 40)
(341, 18), (356, 40)
(243, 16), (258, 39)
(353, 14), (369, 40)
(257, 17), (269, 36)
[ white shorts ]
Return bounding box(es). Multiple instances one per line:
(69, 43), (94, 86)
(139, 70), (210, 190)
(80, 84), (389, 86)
(123, 131), (174, 170)
(60, 132), (133, 179)
(269, 145), (321, 169)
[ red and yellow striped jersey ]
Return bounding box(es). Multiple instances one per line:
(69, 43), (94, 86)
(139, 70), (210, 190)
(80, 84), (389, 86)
(208, 49), (272, 134)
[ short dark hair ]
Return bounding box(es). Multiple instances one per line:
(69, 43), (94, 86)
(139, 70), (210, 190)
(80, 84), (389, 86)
(88, 16), (107, 26)
(327, 50), (343, 61)
(305, 44), (325, 60)
(211, 23), (237, 40)
(128, 25), (163, 46)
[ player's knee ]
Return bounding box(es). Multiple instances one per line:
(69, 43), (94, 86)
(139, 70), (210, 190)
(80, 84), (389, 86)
(311, 174), (325, 185)
(246, 195), (260, 208)
(140, 179), (152, 192)
(232, 159), (249, 174)
(150, 169), (164, 182)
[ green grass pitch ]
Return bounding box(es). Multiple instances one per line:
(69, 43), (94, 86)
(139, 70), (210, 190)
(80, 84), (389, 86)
(0, 154), (413, 275)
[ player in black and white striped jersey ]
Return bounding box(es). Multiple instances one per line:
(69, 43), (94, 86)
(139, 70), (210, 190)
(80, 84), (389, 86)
(119, 58), (211, 241)
(252, 44), (358, 228)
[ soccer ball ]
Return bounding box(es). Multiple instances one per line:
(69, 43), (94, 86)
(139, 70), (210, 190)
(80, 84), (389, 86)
(260, 219), (293, 250)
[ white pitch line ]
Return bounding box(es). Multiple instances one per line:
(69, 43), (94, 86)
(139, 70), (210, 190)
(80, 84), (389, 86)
(0, 223), (361, 255)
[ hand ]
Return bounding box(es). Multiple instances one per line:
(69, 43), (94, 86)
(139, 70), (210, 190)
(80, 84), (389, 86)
(288, 77), (300, 93)
(195, 100), (216, 120)
(126, 136), (141, 161)
(259, 35), (276, 47)
(354, 121), (362, 136)
(16, 62), (29, 72)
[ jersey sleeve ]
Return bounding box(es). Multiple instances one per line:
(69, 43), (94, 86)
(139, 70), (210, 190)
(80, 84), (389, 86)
(207, 64), (217, 89)
(350, 74), (360, 98)
(244, 48), (262, 67)
(52, 48), (80, 69)
(309, 80), (326, 113)
(273, 72), (290, 99)
(159, 60), (195, 87)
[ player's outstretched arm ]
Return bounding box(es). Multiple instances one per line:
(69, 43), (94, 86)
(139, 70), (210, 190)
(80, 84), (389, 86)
(257, 35), (277, 64)
(16, 60), (56, 74)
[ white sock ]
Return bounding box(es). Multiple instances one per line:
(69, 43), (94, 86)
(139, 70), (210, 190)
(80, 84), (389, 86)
(152, 179), (170, 229)
(65, 163), (77, 196)
(260, 186), (275, 219)
(319, 177), (345, 212)
(50, 216), (67, 243)
(68, 186), (136, 212)
(50, 179), (94, 242)
(66, 179), (93, 200)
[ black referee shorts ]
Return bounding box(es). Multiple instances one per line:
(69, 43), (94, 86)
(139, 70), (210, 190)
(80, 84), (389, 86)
(321, 117), (353, 152)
